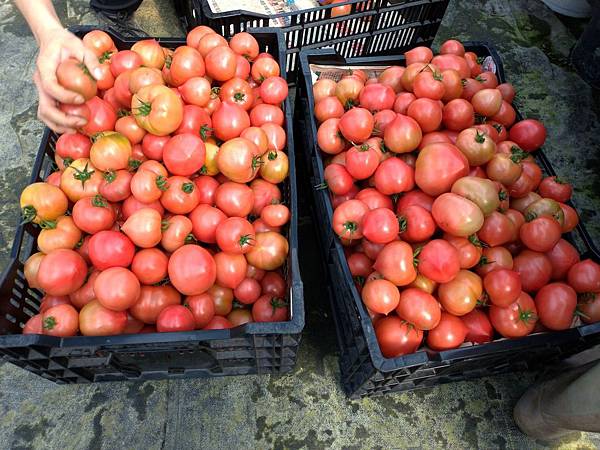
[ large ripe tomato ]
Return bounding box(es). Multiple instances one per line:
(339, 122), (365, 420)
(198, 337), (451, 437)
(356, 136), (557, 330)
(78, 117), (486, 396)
(88, 230), (135, 270)
(324, 164), (353, 196)
(545, 239), (580, 281)
(362, 278), (399, 315)
(317, 118), (346, 154)
(37, 249), (87, 296)
(162, 134), (206, 177)
(214, 252), (247, 289)
(520, 216), (562, 252)
(220, 77), (255, 111)
(131, 248), (168, 285)
(207, 284), (234, 316)
(251, 57), (280, 82)
(186, 25), (216, 48)
(407, 98), (442, 133)
(415, 143), (469, 196)
(431, 54), (469, 78)
(489, 291), (537, 338)
(413, 70), (445, 100)
(485, 153), (522, 186)
(156, 305), (195, 332)
(69, 271), (99, 309)
(20, 182), (68, 225)
(260, 272), (284, 296)
(260, 76), (288, 106)
(332, 199), (369, 240)
(397, 287), (441, 330)
(115, 116), (146, 145)
(355, 188), (393, 210)
(169, 46), (205, 87)
(358, 83), (395, 112)
(217, 137), (261, 183)
(538, 176), (572, 203)
(404, 46), (433, 65)
(438, 269), (482, 316)
(71, 195), (115, 235)
(174, 104), (212, 139)
(375, 316), (423, 358)
(132, 85), (183, 136)
(373, 240), (416, 286)
(373, 154), (415, 196)
(110, 50), (142, 77)
(250, 179), (281, 215)
(440, 39), (465, 56)
(158, 215), (191, 253)
(41, 304), (79, 337)
(362, 208), (399, 244)
(90, 131), (131, 172)
(398, 205), (436, 243)
(59, 158), (102, 202)
(205, 46), (237, 81)
(215, 182), (254, 217)
(229, 32), (259, 59)
(567, 259), (600, 293)
(83, 29), (115, 58)
(260, 204), (289, 228)
(131, 39), (165, 68)
(535, 282), (576, 330)
(56, 132), (91, 164)
(233, 278), (262, 305)
(427, 312), (467, 350)
(197, 32), (227, 57)
(345, 144), (379, 180)
(461, 309), (493, 344)
(189, 204), (227, 244)
(313, 78), (337, 103)
(249, 104), (284, 127)
(216, 217), (255, 254)
(56, 58), (97, 101)
(260, 123), (286, 152)
(178, 76), (211, 107)
(185, 293), (215, 328)
(160, 176), (200, 214)
(513, 250), (552, 293)
(524, 198), (565, 226)
(252, 295), (288, 322)
(212, 101), (250, 141)
(432, 193), (484, 237)
(477, 211), (515, 247)
(245, 232), (288, 270)
(94, 267), (140, 312)
(23, 315), (43, 335)
(78, 300), (127, 336)
(418, 239), (460, 284)
(383, 114), (422, 153)
(130, 285), (180, 324)
(168, 245), (216, 295)
(121, 208), (162, 248)
(509, 119), (546, 152)
(393, 92), (416, 115)
(129, 67), (164, 95)
(82, 96), (117, 136)
(37, 215), (81, 254)
(440, 69), (463, 102)
(141, 133), (169, 161)
(442, 99), (474, 131)
(483, 269), (521, 307)
(121, 196), (164, 220)
(471, 88), (502, 117)
(476, 246), (514, 277)
(378, 66), (405, 93)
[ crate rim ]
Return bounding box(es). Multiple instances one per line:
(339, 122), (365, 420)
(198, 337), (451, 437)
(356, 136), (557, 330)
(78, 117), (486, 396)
(298, 42), (600, 374)
(0, 24), (304, 350)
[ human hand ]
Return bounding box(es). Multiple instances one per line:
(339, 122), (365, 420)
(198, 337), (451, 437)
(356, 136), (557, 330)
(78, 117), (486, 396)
(34, 27), (102, 133)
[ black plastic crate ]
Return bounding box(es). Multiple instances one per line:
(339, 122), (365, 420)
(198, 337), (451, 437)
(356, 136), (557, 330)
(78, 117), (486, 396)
(176, 0), (449, 84)
(0, 26), (304, 384)
(297, 43), (600, 398)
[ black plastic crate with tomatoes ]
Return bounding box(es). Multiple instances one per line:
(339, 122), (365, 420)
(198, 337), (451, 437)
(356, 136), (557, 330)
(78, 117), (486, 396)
(296, 42), (600, 398)
(175, 0), (449, 84)
(0, 26), (304, 384)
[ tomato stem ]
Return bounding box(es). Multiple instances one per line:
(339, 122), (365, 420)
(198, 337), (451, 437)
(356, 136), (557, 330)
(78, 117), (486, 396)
(42, 316), (57, 330)
(39, 219), (57, 229)
(182, 182), (195, 194)
(239, 234), (255, 248)
(98, 51), (113, 64)
(71, 162), (95, 188)
(21, 205), (37, 224)
(185, 233), (197, 244)
(128, 158), (142, 171)
(474, 130), (486, 143)
(199, 125), (213, 141)
(161, 220), (170, 231)
(133, 97), (152, 117)
(516, 305), (537, 324)
(398, 215), (407, 233)
(156, 175), (169, 191)
(103, 170), (116, 183)
(62, 157), (73, 167)
(92, 194), (107, 207)
(269, 297), (287, 316)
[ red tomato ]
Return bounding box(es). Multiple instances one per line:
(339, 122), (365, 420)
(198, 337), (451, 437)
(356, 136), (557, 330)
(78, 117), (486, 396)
(39, 295), (71, 313)
(216, 217), (255, 254)
(205, 46), (237, 81)
(483, 269), (521, 307)
(332, 199), (369, 240)
(489, 291), (537, 338)
(375, 316), (423, 358)
(130, 285), (180, 324)
(520, 216), (562, 253)
(471, 88), (502, 117)
(362, 208), (399, 244)
(509, 119), (546, 152)
(405, 46), (433, 65)
(215, 182), (254, 217)
(444, 235), (482, 269)
(56, 132), (91, 163)
(214, 252), (247, 289)
(538, 176), (572, 203)
(432, 193), (484, 237)
(427, 312), (467, 350)
(161, 176), (200, 215)
(82, 96), (117, 136)
(69, 271), (99, 310)
(121, 208), (163, 248)
(185, 294), (215, 328)
(260, 204), (290, 227)
(461, 309), (493, 344)
(56, 58), (97, 101)
(23, 314), (43, 334)
(397, 287), (441, 330)
(260, 271), (285, 296)
(88, 230), (135, 270)
(346, 144), (379, 180)
(169, 46), (205, 87)
(37, 249), (87, 296)
(168, 245), (216, 295)
(373, 240), (416, 286)
(383, 114), (422, 153)
(440, 39), (465, 56)
(535, 282), (576, 330)
(431, 54), (469, 78)
(141, 134), (169, 161)
(398, 205), (436, 243)
(579, 292), (600, 324)
(442, 99), (474, 131)
(131, 248), (168, 285)
(233, 278), (262, 305)
(415, 143), (469, 196)
(245, 232), (289, 271)
(94, 267), (140, 312)
(567, 259), (600, 293)
(438, 270), (482, 316)
(260, 76), (288, 105)
(189, 204), (227, 244)
(418, 239), (460, 283)
(373, 157), (414, 195)
(545, 239), (580, 281)
(110, 50), (142, 77)
(131, 39), (165, 69)
(212, 102), (250, 141)
(41, 304), (79, 337)
(156, 305), (195, 332)
(476, 211), (515, 247)
(162, 133), (206, 176)
(361, 279), (399, 315)
(250, 104), (284, 127)
(79, 300), (128, 336)
(251, 57), (280, 82)
(131, 85), (183, 136)
(217, 137), (262, 183)
(407, 98), (442, 133)
(513, 250), (552, 293)
(72, 195), (115, 234)
(204, 316), (233, 329)
(393, 92), (416, 114)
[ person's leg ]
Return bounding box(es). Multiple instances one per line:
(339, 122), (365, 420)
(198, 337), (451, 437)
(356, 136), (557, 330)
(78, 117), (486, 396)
(514, 361), (600, 440)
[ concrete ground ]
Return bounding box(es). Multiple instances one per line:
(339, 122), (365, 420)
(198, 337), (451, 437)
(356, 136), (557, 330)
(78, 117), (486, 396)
(0, 0), (599, 448)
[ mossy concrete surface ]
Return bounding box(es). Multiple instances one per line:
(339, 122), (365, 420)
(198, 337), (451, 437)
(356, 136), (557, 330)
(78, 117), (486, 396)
(0, 0), (598, 449)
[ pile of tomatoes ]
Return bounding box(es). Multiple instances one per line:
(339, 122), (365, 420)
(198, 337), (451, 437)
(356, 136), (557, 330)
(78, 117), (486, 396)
(311, 39), (600, 358)
(19, 26), (293, 337)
